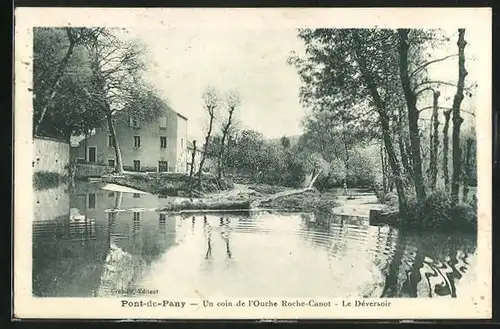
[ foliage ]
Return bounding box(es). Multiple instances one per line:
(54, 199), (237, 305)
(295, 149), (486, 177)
(33, 27), (165, 141)
(404, 189), (476, 232)
(33, 171), (67, 190)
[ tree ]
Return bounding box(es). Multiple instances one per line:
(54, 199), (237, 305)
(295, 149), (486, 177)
(189, 140), (197, 179)
(397, 29), (426, 201)
(442, 108), (453, 191)
(280, 136), (291, 149)
(81, 28), (150, 174)
(217, 90), (240, 179)
(428, 89), (441, 189)
(33, 27), (102, 136)
(451, 29), (468, 205)
(198, 86), (220, 186)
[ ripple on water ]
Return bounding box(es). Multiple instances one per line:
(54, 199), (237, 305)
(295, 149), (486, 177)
(32, 185), (477, 298)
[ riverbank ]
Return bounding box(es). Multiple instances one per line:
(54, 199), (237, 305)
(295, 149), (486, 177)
(101, 172), (233, 197)
(102, 173), (344, 213)
(369, 189), (477, 233)
(154, 183), (342, 213)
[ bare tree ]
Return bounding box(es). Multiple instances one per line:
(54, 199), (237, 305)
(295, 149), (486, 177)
(198, 86), (220, 187)
(429, 89), (441, 189)
(217, 90), (241, 180)
(450, 29), (468, 205)
(189, 140), (197, 179)
(82, 28), (148, 174)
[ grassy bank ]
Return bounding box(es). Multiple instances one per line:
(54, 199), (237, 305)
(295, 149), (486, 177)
(258, 188), (340, 212)
(373, 188), (477, 233)
(102, 172), (234, 197)
(33, 171), (67, 190)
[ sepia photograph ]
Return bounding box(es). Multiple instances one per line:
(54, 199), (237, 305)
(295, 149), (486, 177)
(14, 7), (492, 319)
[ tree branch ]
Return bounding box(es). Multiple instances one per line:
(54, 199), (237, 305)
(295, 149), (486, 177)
(418, 105), (475, 116)
(410, 54), (458, 78)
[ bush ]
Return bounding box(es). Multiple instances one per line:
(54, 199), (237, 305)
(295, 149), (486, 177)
(403, 189), (477, 232)
(33, 171), (66, 190)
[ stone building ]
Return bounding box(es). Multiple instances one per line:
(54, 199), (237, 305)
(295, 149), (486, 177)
(71, 107), (188, 173)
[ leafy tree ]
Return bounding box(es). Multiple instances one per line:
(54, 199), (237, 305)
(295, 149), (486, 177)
(289, 28), (409, 213)
(33, 27), (102, 136)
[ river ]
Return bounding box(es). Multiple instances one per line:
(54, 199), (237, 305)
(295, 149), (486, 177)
(32, 181), (477, 299)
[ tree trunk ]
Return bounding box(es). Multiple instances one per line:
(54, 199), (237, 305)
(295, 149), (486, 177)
(217, 107), (235, 180)
(429, 90), (441, 189)
(379, 111), (407, 213)
(451, 29), (468, 206)
(397, 29), (426, 202)
(189, 140), (197, 178)
(342, 119), (350, 189)
(309, 170), (321, 188)
(84, 130), (89, 162)
(106, 114), (124, 174)
(398, 107), (413, 181)
(442, 109), (452, 191)
(462, 138), (473, 203)
(352, 31), (407, 214)
(198, 109), (215, 187)
(34, 30), (77, 136)
(380, 140), (387, 194)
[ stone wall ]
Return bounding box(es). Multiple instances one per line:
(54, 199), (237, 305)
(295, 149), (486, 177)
(33, 136), (70, 175)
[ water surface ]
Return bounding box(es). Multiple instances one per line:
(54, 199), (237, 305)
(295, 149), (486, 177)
(32, 182), (477, 298)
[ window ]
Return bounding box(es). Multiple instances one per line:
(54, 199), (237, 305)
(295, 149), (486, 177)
(134, 136), (141, 148)
(133, 193), (141, 198)
(160, 117), (167, 128)
(108, 159), (115, 167)
(158, 161), (168, 172)
(88, 193), (96, 209)
(159, 213), (166, 221)
(108, 135), (114, 147)
(160, 136), (167, 148)
(130, 117), (139, 128)
(108, 192), (115, 197)
(133, 212), (140, 221)
(133, 160), (141, 171)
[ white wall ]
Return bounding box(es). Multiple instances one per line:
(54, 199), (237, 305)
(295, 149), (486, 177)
(33, 136), (70, 174)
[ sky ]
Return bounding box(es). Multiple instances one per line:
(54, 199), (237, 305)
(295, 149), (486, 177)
(126, 28), (307, 143)
(124, 27), (484, 144)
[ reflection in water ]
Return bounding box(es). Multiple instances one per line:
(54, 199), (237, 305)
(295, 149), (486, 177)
(33, 182), (477, 298)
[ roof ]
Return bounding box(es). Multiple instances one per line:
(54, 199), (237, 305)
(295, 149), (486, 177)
(176, 112), (188, 121)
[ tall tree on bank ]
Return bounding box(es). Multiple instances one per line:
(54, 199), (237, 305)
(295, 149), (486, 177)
(451, 29), (468, 205)
(289, 29), (409, 214)
(82, 28), (154, 174)
(396, 29), (426, 201)
(217, 90), (240, 179)
(442, 109), (453, 191)
(198, 86), (220, 187)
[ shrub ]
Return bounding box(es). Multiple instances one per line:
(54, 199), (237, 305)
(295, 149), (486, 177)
(403, 189), (477, 232)
(33, 171), (66, 190)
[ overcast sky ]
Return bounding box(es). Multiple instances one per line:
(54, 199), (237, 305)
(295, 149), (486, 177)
(126, 28), (306, 143)
(126, 27), (482, 143)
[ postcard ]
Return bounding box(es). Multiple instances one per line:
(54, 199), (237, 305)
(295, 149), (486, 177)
(13, 7), (492, 320)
